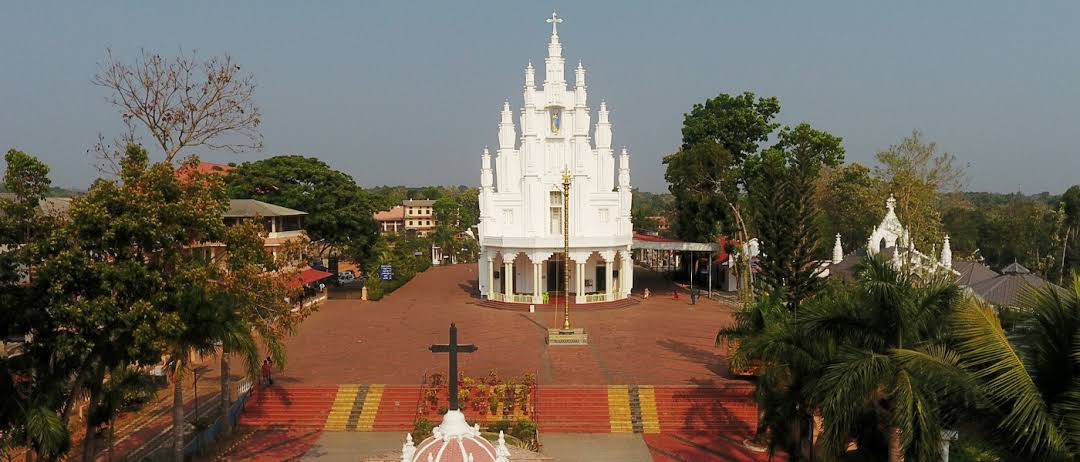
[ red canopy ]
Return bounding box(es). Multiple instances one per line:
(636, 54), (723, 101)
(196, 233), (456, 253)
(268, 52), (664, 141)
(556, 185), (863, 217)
(289, 268), (333, 288)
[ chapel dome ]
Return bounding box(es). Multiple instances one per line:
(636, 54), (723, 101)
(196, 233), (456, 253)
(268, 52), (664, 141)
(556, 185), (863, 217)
(401, 410), (510, 462)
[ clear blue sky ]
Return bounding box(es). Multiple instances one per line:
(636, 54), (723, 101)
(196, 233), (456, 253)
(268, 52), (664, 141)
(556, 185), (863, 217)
(1, 1), (1077, 193)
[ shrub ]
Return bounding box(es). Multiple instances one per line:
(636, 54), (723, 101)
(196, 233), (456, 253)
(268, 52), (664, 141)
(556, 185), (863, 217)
(412, 417), (435, 442)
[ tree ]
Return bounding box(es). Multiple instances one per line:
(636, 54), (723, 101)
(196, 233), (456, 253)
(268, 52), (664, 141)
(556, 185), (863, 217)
(213, 220), (298, 437)
(664, 92), (781, 242)
(1059, 185), (1080, 281)
(817, 163), (884, 251)
(948, 277), (1080, 460)
(225, 155), (379, 260)
(745, 123), (844, 312)
(0, 150), (75, 462)
(663, 141), (740, 241)
(718, 292), (828, 459)
(874, 130), (968, 250)
(680, 92), (781, 160)
(803, 256), (963, 461)
(92, 49), (262, 164)
(16, 146), (231, 462)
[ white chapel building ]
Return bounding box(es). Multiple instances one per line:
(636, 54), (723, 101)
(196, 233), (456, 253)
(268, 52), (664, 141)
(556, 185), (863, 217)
(478, 13), (633, 305)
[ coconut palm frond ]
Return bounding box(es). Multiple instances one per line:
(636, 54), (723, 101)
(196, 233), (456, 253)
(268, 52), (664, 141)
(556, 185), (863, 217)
(951, 296), (1067, 456)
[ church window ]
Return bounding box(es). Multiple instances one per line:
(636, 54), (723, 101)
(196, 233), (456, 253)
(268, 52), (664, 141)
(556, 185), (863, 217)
(503, 209), (513, 224)
(550, 191), (563, 235)
(599, 208), (609, 223)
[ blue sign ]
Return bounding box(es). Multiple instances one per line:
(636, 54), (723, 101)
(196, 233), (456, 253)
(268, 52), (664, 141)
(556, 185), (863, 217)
(379, 264), (393, 280)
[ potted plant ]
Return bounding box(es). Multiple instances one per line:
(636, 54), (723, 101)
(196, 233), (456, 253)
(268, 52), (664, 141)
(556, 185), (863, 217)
(542, 292), (549, 304)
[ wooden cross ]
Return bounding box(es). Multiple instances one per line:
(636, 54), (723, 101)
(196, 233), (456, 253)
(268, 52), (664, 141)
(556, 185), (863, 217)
(429, 323), (477, 410)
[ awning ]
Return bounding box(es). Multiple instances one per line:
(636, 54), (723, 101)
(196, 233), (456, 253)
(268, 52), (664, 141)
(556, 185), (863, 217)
(289, 268), (333, 288)
(631, 233), (721, 252)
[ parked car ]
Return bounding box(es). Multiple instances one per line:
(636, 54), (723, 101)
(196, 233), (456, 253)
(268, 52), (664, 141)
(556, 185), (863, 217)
(336, 272), (356, 285)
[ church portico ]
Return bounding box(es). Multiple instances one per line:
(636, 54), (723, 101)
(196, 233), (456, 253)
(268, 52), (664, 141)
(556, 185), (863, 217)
(481, 246), (630, 304)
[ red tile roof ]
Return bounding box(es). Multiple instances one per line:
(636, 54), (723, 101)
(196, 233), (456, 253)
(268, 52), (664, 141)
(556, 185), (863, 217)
(288, 268), (333, 288)
(373, 206), (405, 221)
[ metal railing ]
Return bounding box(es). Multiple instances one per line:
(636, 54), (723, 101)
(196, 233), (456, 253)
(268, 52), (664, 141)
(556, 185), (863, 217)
(584, 293), (608, 303)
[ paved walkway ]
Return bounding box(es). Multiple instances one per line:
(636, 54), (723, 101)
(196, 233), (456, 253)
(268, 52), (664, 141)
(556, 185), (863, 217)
(301, 432), (402, 461)
(540, 434), (652, 462)
(279, 264), (740, 386)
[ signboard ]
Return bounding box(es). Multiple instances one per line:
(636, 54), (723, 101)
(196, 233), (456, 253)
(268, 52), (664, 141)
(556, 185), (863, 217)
(379, 264), (393, 281)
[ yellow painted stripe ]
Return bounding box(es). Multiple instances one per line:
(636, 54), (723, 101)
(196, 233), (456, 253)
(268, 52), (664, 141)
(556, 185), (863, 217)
(324, 385), (360, 431)
(638, 385), (661, 434)
(607, 385), (633, 433)
(355, 384), (384, 431)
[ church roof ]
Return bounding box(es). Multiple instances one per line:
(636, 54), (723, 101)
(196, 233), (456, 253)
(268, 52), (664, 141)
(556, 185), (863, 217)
(953, 261), (999, 286)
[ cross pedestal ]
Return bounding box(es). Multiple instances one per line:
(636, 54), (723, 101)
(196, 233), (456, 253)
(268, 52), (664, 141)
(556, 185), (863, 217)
(546, 327), (588, 346)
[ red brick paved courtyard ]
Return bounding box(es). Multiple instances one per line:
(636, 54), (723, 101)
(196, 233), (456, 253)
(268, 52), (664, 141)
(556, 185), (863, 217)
(277, 264), (743, 386)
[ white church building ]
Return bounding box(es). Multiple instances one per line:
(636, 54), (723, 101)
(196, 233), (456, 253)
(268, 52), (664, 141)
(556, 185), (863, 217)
(478, 13), (634, 305)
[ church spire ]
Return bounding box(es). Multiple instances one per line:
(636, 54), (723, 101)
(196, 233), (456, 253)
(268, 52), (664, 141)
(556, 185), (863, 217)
(832, 233), (844, 264)
(940, 234), (952, 269)
(543, 11), (566, 90)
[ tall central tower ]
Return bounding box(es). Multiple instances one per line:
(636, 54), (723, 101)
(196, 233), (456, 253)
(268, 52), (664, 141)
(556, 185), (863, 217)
(478, 12), (634, 306)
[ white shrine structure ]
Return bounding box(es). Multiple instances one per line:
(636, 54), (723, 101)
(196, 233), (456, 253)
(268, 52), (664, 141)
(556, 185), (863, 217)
(478, 13), (634, 305)
(827, 194), (958, 278)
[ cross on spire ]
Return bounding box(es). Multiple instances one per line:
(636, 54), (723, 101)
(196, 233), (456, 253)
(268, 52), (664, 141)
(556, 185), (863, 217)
(428, 323), (477, 410)
(546, 11), (563, 36)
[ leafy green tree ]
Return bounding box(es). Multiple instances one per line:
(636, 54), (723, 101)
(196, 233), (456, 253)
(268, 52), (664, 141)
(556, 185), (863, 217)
(225, 155), (379, 260)
(745, 123), (844, 311)
(0, 150), (79, 462)
(817, 162), (884, 251)
(663, 141), (740, 241)
(680, 92), (781, 159)
(1059, 185), (1080, 280)
(664, 92), (781, 242)
(948, 277), (1080, 460)
(14, 145), (231, 462)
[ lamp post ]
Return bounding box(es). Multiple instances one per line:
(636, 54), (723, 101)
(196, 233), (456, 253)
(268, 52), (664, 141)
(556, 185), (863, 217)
(561, 167), (572, 330)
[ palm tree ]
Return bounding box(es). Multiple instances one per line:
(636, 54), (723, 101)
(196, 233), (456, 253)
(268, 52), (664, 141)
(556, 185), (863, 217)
(168, 266), (255, 462)
(948, 275), (1080, 460)
(800, 256), (963, 461)
(215, 221), (297, 438)
(719, 292), (829, 460)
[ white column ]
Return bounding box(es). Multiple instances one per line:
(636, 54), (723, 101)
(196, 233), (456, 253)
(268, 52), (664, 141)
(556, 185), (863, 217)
(620, 250), (633, 296)
(605, 262), (614, 301)
(600, 250), (615, 301)
(504, 260), (514, 297)
(484, 254), (495, 298)
(533, 262), (542, 304)
(575, 261), (586, 304)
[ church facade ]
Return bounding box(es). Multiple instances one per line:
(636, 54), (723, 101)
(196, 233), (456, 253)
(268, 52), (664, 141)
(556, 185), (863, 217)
(478, 13), (633, 304)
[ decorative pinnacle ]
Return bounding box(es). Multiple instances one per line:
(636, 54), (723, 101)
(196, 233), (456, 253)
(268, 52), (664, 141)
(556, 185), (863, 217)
(561, 166), (572, 186)
(546, 11), (563, 36)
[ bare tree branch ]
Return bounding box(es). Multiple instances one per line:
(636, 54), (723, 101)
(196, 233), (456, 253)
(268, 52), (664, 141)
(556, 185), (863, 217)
(93, 48), (262, 163)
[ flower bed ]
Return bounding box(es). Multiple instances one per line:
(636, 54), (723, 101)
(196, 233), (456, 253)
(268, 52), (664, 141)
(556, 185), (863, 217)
(419, 371), (537, 422)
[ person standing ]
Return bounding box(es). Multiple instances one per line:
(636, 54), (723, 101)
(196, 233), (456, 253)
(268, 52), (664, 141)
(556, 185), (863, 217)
(261, 358), (273, 386)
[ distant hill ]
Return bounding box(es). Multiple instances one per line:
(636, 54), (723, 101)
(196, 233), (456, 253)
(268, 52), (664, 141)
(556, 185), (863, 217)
(0, 186), (82, 197)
